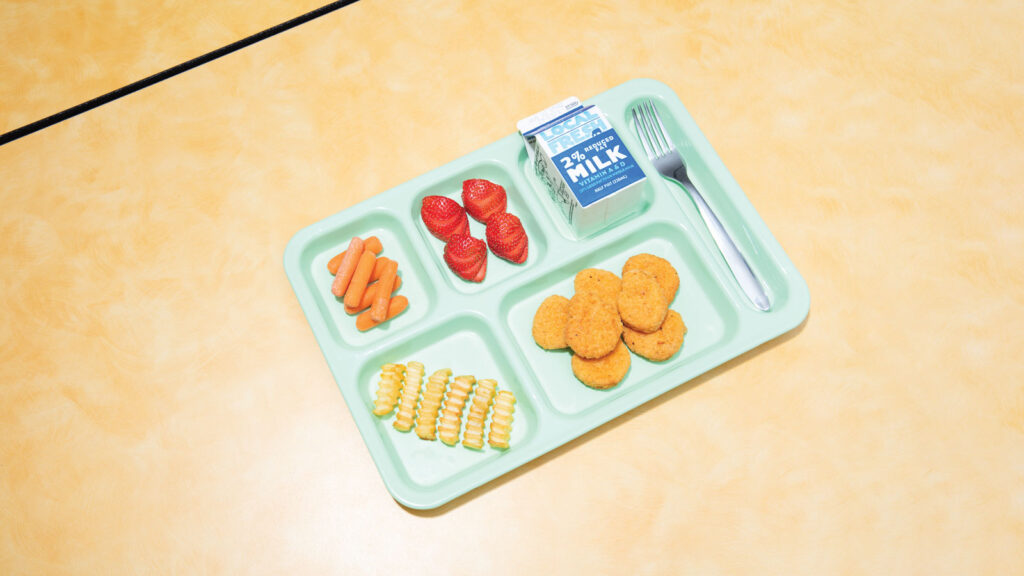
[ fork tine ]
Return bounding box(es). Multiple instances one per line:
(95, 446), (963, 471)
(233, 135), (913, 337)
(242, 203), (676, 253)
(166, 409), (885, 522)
(646, 99), (673, 153)
(634, 104), (651, 155)
(638, 100), (664, 157)
(642, 100), (668, 155)
(631, 107), (654, 159)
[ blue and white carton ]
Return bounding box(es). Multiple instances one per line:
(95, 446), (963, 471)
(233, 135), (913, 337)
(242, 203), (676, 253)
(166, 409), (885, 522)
(518, 97), (646, 236)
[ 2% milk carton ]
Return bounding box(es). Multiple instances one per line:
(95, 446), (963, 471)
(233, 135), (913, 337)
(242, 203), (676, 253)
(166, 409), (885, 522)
(518, 97), (646, 237)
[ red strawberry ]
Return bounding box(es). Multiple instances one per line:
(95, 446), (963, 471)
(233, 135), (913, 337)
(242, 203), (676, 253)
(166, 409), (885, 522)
(485, 212), (529, 264)
(462, 179), (507, 223)
(443, 234), (488, 282)
(421, 195), (470, 242)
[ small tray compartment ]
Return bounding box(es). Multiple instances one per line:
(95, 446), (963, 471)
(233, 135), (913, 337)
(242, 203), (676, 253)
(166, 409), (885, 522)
(409, 154), (550, 295)
(354, 314), (537, 490)
(287, 209), (436, 348)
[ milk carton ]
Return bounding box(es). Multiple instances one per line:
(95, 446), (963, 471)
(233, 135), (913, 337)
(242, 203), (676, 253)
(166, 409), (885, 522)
(518, 97), (646, 236)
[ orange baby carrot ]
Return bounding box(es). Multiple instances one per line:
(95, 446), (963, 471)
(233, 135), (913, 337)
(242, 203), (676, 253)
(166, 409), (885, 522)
(327, 251), (346, 276)
(327, 236), (383, 275)
(344, 276), (403, 314)
(343, 251), (377, 308)
(371, 259), (399, 323)
(356, 296), (408, 331)
(370, 257), (391, 282)
(331, 237), (364, 297)
(364, 236), (383, 254)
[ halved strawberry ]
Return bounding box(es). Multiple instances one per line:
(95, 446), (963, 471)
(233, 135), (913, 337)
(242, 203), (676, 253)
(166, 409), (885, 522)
(421, 195), (470, 242)
(443, 234), (488, 282)
(485, 212), (528, 264)
(462, 179), (507, 223)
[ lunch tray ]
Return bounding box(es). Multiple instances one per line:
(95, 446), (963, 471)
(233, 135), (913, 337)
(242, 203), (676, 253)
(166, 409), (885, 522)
(284, 78), (810, 509)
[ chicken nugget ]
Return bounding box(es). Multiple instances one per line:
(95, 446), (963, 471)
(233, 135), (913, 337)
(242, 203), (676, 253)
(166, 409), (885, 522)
(573, 268), (621, 302)
(623, 310), (687, 361)
(565, 292), (623, 359)
(617, 269), (668, 333)
(532, 295), (570, 350)
(623, 253), (679, 303)
(571, 340), (631, 389)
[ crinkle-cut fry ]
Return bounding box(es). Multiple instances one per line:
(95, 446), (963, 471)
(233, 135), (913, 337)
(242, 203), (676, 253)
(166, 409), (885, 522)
(462, 378), (497, 450)
(488, 390), (516, 449)
(393, 361), (424, 432)
(438, 375), (475, 446)
(371, 363), (406, 416)
(415, 369), (451, 440)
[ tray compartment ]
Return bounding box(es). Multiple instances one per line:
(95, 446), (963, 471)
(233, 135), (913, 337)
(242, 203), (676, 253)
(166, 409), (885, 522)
(354, 314), (537, 489)
(292, 209), (436, 348)
(408, 155), (549, 295)
(499, 220), (741, 417)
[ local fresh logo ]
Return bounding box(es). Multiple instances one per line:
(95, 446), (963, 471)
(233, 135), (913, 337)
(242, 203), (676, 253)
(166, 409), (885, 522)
(539, 108), (612, 154)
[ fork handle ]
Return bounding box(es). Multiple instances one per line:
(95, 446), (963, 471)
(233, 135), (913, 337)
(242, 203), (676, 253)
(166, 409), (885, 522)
(678, 177), (771, 311)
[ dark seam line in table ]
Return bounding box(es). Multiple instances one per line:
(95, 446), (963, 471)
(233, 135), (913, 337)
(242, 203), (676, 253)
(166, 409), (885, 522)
(0, 0), (361, 147)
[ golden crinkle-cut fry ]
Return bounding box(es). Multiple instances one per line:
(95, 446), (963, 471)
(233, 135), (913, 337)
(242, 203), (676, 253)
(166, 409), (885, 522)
(393, 361), (425, 432)
(438, 375), (475, 446)
(415, 368), (451, 440)
(372, 363), (406, 416)
(488, 390), (516, 449)
(373, 364), (516, 452)
(462, 378), (497, 450)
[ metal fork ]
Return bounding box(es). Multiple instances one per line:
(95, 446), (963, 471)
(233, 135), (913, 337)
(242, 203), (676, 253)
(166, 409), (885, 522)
(631, 99), (770, 311)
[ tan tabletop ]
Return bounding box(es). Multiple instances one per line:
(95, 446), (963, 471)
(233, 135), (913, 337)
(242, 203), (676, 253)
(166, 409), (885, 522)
(0, 0), (328, 134)
(2, 1), (1022, 573)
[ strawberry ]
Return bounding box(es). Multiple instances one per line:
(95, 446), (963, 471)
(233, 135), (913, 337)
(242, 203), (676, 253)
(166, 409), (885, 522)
(462, 179), (507, 223)
(421, 195), (470, 242)
(485, 212), (528, 264)
(443, 234), (488, 282)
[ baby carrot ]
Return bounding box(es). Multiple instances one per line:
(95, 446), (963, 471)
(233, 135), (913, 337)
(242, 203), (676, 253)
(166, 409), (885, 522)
(364, 236), (383, 254)
(344, 276), (402, 315)
(356, 296), (408, 331)
(343, 251), (377, 308)
(327, 251), (345, 276)
(371, 259), (399, 323)
(327, 236), (383, 275)
(331, 237), (364, 297)
(370, 257), (391, 282)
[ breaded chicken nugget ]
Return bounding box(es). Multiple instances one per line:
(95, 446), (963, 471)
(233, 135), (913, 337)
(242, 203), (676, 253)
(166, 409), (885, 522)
(623, 310), (687, 361)
(623, 253), (679, 303)
(617, 269), (668, 333)
(565, 292), (623, 359)
(573, 268), (621, 302)
(532, 294), (570, 350)
(571, 340), (631, 389)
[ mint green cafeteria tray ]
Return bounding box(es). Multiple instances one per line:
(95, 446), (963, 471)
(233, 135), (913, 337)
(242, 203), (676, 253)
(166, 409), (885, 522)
(284, 78), (809, 509)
